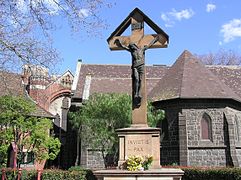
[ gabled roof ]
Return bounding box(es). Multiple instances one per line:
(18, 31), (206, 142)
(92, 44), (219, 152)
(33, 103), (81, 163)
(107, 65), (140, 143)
(73, 64), (168, 99)
(0, 70), (54, 118)
(107, 8), (169, 44)
(149, 50), (241, 102)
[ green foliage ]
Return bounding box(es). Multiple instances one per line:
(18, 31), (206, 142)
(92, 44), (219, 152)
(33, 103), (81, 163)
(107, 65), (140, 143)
(0, 169), (36, 180)
(180, 167), (241, 180)
(82, 93), (132, 145)
(69, 93), (132, 167)
(0, 128), (13, 167)
(0, 168), (96, 180)
(68, 166), (97, 180)
(21, 169), (37, 180)
(0, 95), (60, 168)
(69, 93), (165, 168)
(68, 166), (85, 172)
(42, 170), (83, 180)
(147, 101), (165, 127)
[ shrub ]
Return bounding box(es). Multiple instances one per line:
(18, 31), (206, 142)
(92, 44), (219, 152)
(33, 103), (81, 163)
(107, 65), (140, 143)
(21, 170), (37, 180)
(68, 166), (85, 172)
(41, 169), (86, 180)
(0, 169), (37, 180)
(68, 167), (97, 180)
(0, 168), (97, 180)
(181, 167), (241, 180)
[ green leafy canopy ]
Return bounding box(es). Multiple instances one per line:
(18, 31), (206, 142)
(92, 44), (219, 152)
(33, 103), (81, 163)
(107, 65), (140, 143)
(0, 95), (60, 168)
(68, 93), (164, 167)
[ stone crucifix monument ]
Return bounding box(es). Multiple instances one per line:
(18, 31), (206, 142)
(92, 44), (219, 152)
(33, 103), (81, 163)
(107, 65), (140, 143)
(107, 8), (168, 127)
(94, 8), (183, 180)
(107, 7), (168, 168)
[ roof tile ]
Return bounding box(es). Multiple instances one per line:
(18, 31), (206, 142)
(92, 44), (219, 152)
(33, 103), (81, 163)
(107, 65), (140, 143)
(74, 64), (168, 98)
(149, 50), (241, 102)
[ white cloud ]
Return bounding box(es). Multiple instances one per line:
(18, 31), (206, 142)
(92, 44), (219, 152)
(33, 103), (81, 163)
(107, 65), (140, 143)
(161, 8), (194, 27)
(206, 3), (216, 13)
(161, 13), (174, 27)
(169, 8), (194, 21)
(79, 9), (90, 18)
(220, 19), (241, 43)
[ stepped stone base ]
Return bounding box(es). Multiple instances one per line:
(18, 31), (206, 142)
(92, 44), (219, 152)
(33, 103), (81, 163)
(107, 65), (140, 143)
(94, 168), (184, 180)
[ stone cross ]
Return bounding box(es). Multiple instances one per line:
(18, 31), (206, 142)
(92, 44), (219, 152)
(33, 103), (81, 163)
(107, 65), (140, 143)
(107, 8), (168, 127)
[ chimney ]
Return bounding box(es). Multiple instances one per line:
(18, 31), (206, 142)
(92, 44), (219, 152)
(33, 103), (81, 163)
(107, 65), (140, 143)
(71, 59), (82, 91)
(82, 73), (92, 100)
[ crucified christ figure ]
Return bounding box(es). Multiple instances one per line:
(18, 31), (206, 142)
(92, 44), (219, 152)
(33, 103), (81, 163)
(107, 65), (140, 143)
(115, 36), (159, 106)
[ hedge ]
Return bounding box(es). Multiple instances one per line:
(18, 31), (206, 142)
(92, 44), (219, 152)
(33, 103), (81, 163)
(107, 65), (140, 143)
(181, 167), (241, 180)
(0, 168), (96, 180)
(0, 169), (37, 180)
(2, 167), (241, 180)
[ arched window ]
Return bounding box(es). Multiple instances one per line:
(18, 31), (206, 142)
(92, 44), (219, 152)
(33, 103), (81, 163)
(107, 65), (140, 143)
(201, 113), (212, 140)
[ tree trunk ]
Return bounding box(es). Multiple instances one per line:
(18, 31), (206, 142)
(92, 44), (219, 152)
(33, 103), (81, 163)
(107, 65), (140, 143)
(74, 127), (81, 166)
(101, 148), (107, 169)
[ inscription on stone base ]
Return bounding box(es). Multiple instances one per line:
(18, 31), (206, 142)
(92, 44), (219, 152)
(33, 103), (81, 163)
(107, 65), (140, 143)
(126, 135), (152, 156)
(117, 127), (161, 169)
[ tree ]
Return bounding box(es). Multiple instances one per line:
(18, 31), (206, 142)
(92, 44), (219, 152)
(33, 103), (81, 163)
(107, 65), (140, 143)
(69, 93), (164, 168)
(196, 49), (241, 65)
(0, 95), (61, 168)
(69, 93), (131, 168)
(147, 101), (165, 127)
(0, 0), (112, 72)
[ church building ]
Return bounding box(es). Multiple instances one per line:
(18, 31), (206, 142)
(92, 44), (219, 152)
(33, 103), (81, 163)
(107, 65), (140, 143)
(2, 50), (241, 169)
(70, 50), (241, 168)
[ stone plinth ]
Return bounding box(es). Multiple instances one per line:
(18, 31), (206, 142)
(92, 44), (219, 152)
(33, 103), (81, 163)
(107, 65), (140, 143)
(94, 169), (184, 180)
(116, 127), (160, 169)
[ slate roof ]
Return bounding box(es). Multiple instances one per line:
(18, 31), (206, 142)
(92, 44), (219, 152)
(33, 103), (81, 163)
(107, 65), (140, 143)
(149, 50), (241, 102)
(74, 64), (168, 99)
(208, 65), (241, 99)
(0, 71), (54, 118)
(73, 50), (241, 104)
(0, 71), (24, 96)
(30, 104), (54, 118)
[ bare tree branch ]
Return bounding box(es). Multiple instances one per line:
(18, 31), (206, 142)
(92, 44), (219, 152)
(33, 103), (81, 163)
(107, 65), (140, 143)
(0, 0), (112, 72)
(195, 49), (241, 65)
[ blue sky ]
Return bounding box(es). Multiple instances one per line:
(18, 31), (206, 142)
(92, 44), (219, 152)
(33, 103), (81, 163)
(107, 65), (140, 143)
(52, 1), (241, 73)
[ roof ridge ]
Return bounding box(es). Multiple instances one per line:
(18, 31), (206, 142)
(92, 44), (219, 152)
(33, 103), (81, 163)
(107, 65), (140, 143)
(149, 50), (241, 102)
(179, 51), (190, 98)
(81, 63), (167, 67)
(206, 65), (241, 69)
